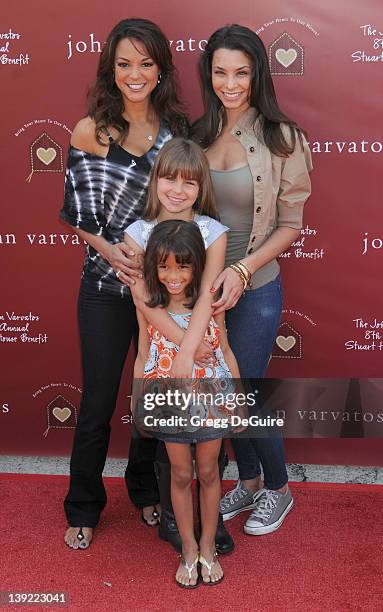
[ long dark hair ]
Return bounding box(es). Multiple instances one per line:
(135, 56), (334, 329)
(144, 220), (206, 309)
(144, 138), (218, 220)
(192, 24), (303, 156)
(87, 18), (188, 144)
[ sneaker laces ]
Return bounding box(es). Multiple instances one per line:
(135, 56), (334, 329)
(250, 489), (279, 520)
(221, 481), (248, 507)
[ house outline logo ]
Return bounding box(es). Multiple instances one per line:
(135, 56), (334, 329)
(268, 32), (304, 76)
(272, 321), (303, 359)
(26, 131), (63, 182)
(43, 393), (78, 437)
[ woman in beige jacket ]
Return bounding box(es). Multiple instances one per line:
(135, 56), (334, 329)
(192, 24), (312, 537)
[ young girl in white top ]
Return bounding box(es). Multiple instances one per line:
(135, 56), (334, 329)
(124, 139), (241, 586)
(124, 137), (229, 378)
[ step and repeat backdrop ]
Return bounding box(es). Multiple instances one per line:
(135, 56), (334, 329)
(1, 1), (382, 464)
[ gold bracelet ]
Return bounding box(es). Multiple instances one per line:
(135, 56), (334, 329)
(235, 261), (252, 286)
(235, 261), (251, 287)
(231, 260), (250, 279)
(229, 263), (247, 282)
(229, 263), (246, 285)
(230, 261), (253, 290)
(229, 264), (248, 292)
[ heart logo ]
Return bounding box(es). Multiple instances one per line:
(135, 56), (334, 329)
(276, 335), (296, 352)
(275, 48), (298, 68)
(52, 406), (71, 423)
(36, 147), (57, 165)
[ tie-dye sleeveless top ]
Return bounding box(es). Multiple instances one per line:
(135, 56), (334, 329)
(60, 122), (172, 296)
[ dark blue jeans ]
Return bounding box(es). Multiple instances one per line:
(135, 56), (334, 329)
(225, 274), (288, 490)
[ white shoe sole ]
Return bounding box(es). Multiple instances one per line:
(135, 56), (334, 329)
(243, 498), (294, 535)
(221, 489), (265, 522)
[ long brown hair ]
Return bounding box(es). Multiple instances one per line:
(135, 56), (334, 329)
(87, 18), (188, 145)
(144, 220), (206, 309)
(192, 24), (304, 156)
(144, 138), (218, 220)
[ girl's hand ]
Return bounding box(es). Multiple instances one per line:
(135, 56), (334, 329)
(130, 276), (147, 303)
(170, 349), (194, 379)
(211, 267), (245, 315)
(194, 340), (214, 368)
(104, 242), (143, 286)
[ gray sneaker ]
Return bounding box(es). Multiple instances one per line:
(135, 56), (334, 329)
(220, 481), (265, 521)
(244, 487), (293, 535)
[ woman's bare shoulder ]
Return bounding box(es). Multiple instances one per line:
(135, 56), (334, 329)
(70, 117), (109, 156)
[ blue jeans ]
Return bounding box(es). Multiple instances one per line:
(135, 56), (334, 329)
(225, 275), (288, 490)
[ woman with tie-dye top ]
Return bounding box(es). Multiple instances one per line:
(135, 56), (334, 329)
(60, 18), (188, 550)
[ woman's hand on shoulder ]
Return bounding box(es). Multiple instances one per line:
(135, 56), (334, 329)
(70, 117), (108, 157)
(211, 267), (245, 315)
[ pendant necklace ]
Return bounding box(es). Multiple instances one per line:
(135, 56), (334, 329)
(122, 112), (156, 142)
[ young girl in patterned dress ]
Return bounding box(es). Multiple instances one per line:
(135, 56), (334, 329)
(124, 140), (241, 587)
(134, 220), (241, 588)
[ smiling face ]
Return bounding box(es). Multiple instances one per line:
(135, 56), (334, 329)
(114, 37), (160, 104)
(157, 251), (193, 298)
(211, 48), (252, 112)
(156, 172), (199, 220)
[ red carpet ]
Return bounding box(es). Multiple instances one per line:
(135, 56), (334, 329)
(1, 474), (382, 612)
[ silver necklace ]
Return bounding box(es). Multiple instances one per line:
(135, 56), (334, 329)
(123, 114), (155, 141)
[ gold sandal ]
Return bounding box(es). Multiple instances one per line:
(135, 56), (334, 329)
(199, 551), (224, 586)
(176, 554), (200, 589)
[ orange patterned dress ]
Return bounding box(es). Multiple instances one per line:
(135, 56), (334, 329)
(143, 312), (231, 379)
(140, 312), (236, 443)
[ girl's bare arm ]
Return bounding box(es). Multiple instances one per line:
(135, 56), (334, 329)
(171, 233), (227, 377)
(213, 311), (241, 378)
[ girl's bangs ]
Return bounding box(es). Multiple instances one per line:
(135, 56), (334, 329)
(157, 149), (203, 183)
(156, 243), (193, 265)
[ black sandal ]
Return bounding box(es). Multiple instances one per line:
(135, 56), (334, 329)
(65, 527), (93, 549)
(141, 506), (160, 527)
